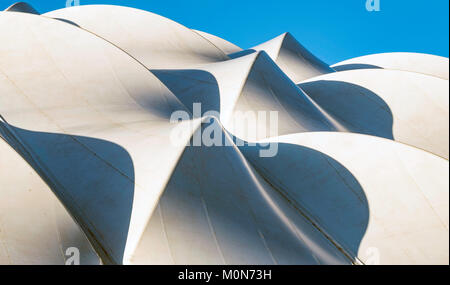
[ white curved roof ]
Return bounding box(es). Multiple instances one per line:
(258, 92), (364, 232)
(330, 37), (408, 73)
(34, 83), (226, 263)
(299, 69), (449, 159)
(193, 29), (242, 55)
(256, 132), (448, 265)
(44, 5), (229, 69)
(0, 3), (448, 265)
(332, 52), (449, 80)
(0, 11), (191, 264)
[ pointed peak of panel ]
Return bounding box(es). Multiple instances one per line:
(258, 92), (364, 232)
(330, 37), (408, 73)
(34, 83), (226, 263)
(250, 32), (334, 83)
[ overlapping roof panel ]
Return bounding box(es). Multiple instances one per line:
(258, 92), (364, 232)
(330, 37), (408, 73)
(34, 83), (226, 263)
(0, 3), (448, 265)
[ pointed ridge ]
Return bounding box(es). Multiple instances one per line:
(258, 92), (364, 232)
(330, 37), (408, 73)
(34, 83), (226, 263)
(281, 32), (331, 67)
(225, 50), (339, 141)
(249, 32), (334, 83)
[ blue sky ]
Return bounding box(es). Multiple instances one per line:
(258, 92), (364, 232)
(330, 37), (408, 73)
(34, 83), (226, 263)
(1, 0), (448, 64)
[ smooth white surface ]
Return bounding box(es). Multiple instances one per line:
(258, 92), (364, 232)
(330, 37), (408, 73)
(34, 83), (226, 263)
(299, 69), (449, 159)
(194, 30), (242, 55)
(256, 132), (449, 265)
(332, 52), (449, 80)
(44, 5), (228, 69)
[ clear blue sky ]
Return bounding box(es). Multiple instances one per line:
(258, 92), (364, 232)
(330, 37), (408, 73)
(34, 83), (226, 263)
(1, 0), (448, 64)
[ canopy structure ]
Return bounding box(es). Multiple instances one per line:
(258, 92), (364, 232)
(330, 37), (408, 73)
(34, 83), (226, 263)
(0, 3), (448, 265)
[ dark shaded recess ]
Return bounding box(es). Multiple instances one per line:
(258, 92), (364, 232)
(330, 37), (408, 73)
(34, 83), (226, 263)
(152, 69), (221, 116)
(0, 120), (135, 265)
(228, 49), (257, 59)
(333, 64), (383, 72)
(299, 80), (394, 140)
(53, 18), (81, 27)
(239, 141), (370, 259)
(5, 2), (39, 14)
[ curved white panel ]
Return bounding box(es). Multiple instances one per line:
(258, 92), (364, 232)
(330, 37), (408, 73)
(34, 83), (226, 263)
(332, 52), (449, 80)
(299, 69), (449, 159)
(44, 5), (228, 68)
